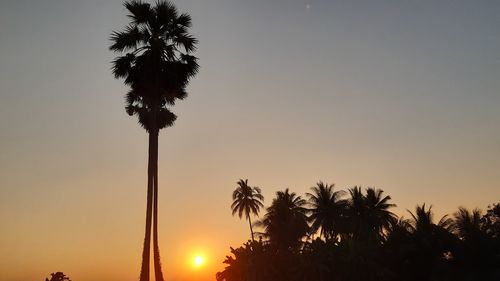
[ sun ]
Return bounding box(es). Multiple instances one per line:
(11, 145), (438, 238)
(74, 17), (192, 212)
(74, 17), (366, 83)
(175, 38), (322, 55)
(193, 255), (204, 267)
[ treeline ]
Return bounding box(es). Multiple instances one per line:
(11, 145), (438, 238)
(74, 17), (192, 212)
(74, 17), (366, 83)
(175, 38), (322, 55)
(217, 180), (500, 281)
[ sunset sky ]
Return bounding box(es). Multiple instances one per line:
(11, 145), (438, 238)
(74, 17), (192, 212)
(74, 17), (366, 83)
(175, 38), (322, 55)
(1, 0), (499, 280)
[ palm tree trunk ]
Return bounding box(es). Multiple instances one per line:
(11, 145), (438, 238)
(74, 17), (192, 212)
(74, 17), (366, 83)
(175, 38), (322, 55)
(139, 131), (155, 281)
(152, 128), (165, 281)
(248, 216), (255, 242)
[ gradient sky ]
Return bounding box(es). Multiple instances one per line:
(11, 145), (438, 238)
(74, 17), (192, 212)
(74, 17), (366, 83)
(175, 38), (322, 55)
(1, 0), (499, 280)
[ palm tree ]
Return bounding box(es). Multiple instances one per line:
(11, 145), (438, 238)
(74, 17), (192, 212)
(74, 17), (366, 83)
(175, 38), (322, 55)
(406, 204), (455, 281)
(346, 186), (365, 238)
(364, 187), (397, 239)
(408, 204), (453, 235)
(110, 1), (199, 281)
(257, 188), (309, 252)
(452, 207), (500, 279)
(385, 217), (412, 243)
(231, 179), (265, 242)
(346, 186), (396, 240)
(306, 181), (347, 241)
(453, 207), (484, 240)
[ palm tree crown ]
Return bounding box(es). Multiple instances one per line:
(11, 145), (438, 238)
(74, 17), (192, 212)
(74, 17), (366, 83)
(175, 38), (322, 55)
(231, 179), (264, 241)
(364, 187), (397, 237)
(258, 188), (309, 251)
(346, 186), (396, 240)
(453, 207), (484, 240)
(306, 181), (347, 241)
(408, 204), (453, 234)
(110, 0), (199, 131)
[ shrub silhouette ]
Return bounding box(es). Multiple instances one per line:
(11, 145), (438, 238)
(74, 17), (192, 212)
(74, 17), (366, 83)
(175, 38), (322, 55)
(45, 272), (70, 281)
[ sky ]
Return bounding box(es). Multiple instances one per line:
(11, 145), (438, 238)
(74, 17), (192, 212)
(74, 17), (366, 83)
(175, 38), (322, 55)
(0, 0), (499, 280)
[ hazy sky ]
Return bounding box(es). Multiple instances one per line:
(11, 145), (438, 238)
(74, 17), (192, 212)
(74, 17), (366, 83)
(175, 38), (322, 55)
(1, 0), (499, 280)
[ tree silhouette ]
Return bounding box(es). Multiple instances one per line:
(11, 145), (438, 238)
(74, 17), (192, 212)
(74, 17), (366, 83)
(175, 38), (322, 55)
(45, 272), (71, 281)
(408, 204), (453, 234)
(219, 181), (500, 281)
(231, 179), (265, 241)
(483, 203), (500, 238)
(406, 204), (455, 281)
(110, 1), (198, 280)
(216, 240), (274, 281)
(452, 207), (500, 280)
(453, 207), (484, 240)
(364, 187), (397, 240)
(257, 188), (309, 252)
(345, 187), (396, 240)
(346, 186), (366, 239)
(306, 182), (347, 241)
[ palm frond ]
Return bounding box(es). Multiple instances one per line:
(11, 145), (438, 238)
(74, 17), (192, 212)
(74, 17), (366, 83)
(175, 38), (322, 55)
(175, 13), (192, 28)
(155, 0), (178, 26)
(125, 0), (152, 24)
(109, 25), (145, 52)
(112, 54), (136, 79)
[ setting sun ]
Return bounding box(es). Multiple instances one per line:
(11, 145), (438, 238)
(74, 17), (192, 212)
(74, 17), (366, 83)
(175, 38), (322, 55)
(193, 255), (205, 267)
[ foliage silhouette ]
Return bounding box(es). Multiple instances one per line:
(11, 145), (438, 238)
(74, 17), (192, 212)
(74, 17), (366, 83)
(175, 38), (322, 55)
(231, 179), (265, 241)
(306, 182), (347, 241)
(110, 1), (198, 281)
(256, 188), (309, 253)
(45, 272), (71, 281)
(452, 207), (500, 280)
(218, 181), (500, 281)
(483, 203), (500, 238)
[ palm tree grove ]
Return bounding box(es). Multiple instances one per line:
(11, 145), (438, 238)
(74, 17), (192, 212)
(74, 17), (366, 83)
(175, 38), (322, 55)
(221, 180), (500, 281)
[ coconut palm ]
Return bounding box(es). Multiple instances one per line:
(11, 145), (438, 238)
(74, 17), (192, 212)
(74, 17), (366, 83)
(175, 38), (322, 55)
(231, 179), (265, 242)
(453, 207), (484, 240)
(384, 217), (412, 244)
(452, 207), (500, 279)
(346, 186), (365, 238)
(408, 204), (453, 235)
(345, 186), (396, 240)
(306, 181), (347, 241)
(257, 188), (309, 252)
(364, 187), (397, 239)
(406, 204), (455, 281)
(110, 1), (199, 281)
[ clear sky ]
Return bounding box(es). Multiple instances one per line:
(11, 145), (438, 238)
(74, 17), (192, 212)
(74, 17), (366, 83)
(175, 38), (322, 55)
(0, 0), (499, 280)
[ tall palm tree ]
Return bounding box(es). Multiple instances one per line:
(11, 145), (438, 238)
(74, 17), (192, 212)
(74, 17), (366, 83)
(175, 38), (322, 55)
(257, 188), (309, 252)
(306, 181), (347, 241)
(110, 1), (199, 281)
(231, 179), (265, 241)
